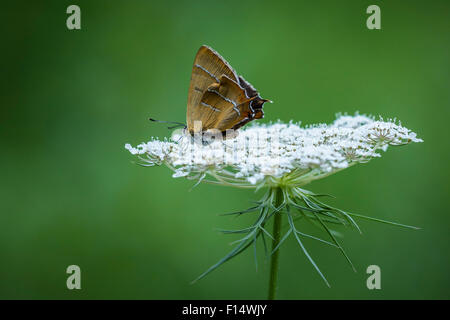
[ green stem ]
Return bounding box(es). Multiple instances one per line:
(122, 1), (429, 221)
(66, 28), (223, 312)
(268, 187), (284, 300)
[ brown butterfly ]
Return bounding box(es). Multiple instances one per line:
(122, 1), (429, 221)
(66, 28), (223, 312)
(186, 45), (270, 136)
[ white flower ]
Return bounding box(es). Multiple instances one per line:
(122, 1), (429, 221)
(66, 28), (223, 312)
(126, 113), (423, 286)
(125, 114), (422, 188)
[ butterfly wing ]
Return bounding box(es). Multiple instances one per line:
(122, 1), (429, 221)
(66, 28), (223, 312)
(211, 75), (269, 132)
(197, 75), (252, 132)
(186, 46), (239, 132)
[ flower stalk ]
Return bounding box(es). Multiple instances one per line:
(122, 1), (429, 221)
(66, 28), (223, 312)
(268, 187), (284, 300)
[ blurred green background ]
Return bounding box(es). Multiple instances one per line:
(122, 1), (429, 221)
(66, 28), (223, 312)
(1, 0), (449, 299)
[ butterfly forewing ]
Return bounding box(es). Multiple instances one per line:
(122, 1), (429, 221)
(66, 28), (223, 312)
(187, 46), (239, 131)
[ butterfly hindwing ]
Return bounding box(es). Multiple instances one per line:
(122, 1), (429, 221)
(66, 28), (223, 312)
(198, 75), (253, 132)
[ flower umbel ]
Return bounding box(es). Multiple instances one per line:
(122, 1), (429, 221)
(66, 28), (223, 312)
(126, 114), (422, 289)
(126, 114), (422, 188)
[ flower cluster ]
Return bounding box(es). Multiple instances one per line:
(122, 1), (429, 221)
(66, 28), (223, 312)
(125, 114), (422, 187)
(126, 113), (422, 286)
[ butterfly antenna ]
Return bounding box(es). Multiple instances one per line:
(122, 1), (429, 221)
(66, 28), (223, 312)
(149, 118), (186, 130)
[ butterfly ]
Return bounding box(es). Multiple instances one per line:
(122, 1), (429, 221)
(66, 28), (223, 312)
(186, 45), (270, 137)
